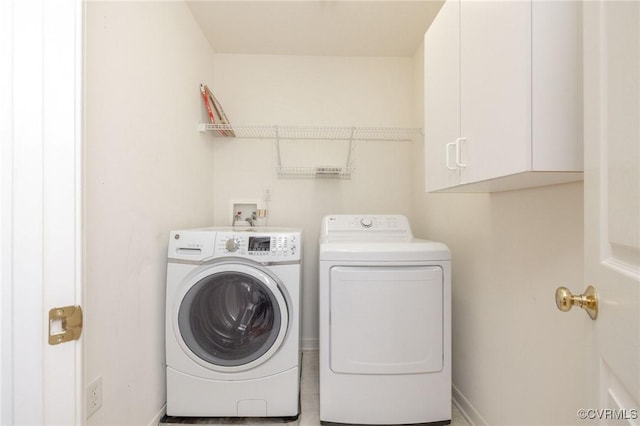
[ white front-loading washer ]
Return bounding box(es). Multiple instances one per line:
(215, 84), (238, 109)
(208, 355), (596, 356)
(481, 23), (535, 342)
(319, 215), (451, 425)
(165, 227), (302, 418)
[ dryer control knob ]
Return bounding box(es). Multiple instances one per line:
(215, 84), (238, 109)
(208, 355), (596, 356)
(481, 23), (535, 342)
(226, 237), (240, 252)
(360, 217), (373, 228)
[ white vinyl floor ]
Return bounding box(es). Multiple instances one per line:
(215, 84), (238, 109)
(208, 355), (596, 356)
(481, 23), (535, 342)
(161, 351), (469, 426)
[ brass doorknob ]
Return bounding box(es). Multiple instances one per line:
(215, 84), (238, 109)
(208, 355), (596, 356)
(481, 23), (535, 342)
(555, 285), (598, 320)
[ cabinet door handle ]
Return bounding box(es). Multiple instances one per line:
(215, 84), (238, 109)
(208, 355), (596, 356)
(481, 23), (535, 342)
(455, 137), (467, 168)
(446, 141), (457, 170)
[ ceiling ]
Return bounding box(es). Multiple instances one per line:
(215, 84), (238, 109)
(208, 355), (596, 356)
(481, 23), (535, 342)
(186, 1), (444, 57)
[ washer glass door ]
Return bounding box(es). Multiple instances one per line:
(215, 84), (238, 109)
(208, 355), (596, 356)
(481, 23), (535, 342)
(178, 266), (287, 369)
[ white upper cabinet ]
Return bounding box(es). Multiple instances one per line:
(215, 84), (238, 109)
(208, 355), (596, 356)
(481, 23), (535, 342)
(424, 0), (460, 192)
(424, 0), (583, 193)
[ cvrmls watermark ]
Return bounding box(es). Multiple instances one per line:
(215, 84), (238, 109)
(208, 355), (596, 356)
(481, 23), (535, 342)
(577, 408), (638, 420)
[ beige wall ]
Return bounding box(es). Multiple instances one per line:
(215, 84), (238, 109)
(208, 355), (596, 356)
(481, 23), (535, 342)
(84, 3), (589, 424)
(84, 2), (216, 424)
(210, 54), (416, 348)
(412, 42), (588, 425)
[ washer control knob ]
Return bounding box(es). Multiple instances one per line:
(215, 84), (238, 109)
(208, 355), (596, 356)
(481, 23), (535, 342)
(226, 237), (240, 252)
(360, 217), (373, 228)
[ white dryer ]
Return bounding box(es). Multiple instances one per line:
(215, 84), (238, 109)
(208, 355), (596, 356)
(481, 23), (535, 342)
(165, 227), (301, 418)
(319, 215), (451, 425)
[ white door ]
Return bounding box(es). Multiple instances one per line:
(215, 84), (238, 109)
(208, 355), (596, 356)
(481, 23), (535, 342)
(583, 0), (640, 421)
(0, 0), (83, 424)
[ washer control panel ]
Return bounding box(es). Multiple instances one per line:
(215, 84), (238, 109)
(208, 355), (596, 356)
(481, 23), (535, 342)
(214, 231), (300, 261)
(168, 228), (301, 262)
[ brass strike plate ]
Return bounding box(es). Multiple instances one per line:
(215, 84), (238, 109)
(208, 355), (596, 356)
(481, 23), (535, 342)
(48, 305), (83, 345)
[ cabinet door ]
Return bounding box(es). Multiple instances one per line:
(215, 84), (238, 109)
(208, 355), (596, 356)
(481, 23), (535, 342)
(460, 0), (531, 184)
(531, 1), (582, 172)
(424, 0), (460, 192)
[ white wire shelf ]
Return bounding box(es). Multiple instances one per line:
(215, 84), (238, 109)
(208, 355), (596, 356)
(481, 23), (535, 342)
(277, 166), (353, 179)
(198, 123), (423, 141)
(198, 123), (422, 179)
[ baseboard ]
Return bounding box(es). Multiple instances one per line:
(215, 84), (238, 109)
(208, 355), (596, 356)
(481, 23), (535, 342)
(149, 403), (167, 426)
(301, 337), (318, 351)
(452, 383), (488, 426)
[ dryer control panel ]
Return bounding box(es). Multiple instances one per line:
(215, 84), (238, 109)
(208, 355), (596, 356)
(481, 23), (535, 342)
(321, 215), (413, 242)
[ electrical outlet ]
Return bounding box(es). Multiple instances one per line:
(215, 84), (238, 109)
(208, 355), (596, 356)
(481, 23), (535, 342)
(263, 186), (271, 201)
(86, 376), (102, 418)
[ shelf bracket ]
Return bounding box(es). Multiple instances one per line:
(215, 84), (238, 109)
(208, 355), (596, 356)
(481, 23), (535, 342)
(274, 125), (283, 175)
(345, 126), (355, 172)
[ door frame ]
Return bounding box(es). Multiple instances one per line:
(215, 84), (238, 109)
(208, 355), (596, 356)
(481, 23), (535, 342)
(0, 0), (83, 423)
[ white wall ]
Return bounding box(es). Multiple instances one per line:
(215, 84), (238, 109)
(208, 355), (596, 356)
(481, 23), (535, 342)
(210, 54), (417, 348)
(84, 2), (216, 424)
(411, 42), (588, 425)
